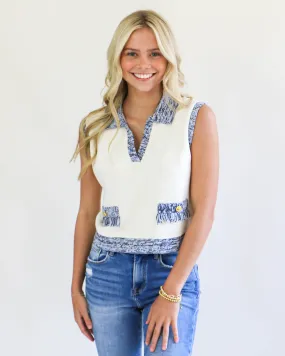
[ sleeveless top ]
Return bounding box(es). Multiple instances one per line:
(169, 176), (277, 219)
(84, 92), (206, 254)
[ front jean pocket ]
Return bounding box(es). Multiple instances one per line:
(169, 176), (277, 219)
(87, 246), (110, 264)
(158, 253), (200, 287)
(158, 251), (179, 268)
(101, 205), (120, 226)
(156, 198), (190, 224)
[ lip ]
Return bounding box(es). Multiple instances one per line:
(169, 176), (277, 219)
(131, 73), (156, 81)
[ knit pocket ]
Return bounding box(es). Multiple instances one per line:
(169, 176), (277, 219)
(101, 206), (120, 226)
(156, 198), (190, 224)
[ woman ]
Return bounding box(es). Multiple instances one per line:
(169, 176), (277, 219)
(70, 9), (219, 356)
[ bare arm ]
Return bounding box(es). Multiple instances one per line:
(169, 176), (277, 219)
(71, 131), (102, 296)
(163, 103), (219, 295)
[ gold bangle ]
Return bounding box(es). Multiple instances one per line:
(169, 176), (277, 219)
(159, 291), (181, 302)
(159, 290), (182, 303)
(160, 285), (182, 299)
(159, 286), (182, 302)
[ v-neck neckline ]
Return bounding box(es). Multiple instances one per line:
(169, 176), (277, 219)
(118, 93), (167, 162)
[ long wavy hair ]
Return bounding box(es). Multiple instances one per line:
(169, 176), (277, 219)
(70, 9), (193, 180)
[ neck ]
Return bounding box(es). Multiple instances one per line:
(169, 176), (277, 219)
(123, 86), (164, 121)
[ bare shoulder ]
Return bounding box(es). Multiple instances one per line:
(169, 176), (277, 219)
(196, 103), (217, 126)
(193, 103), (218, 145)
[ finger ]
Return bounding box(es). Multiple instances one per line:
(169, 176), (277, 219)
(145, 320), (155, 346)
(76, 315), (94, 342)
(145, 309), (152, 324)
(162, 321), (170, 351)
(149, 323), (163, 352)
(82, 309), (93, 330)
(171, 320), (179, 343)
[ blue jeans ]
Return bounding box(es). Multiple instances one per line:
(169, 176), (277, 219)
(85, 244), (201, 355)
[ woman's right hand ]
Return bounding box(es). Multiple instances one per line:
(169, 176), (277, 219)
(71, 292), (94, 342)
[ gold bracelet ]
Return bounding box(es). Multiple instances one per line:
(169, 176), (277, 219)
(160, 286), (182, 300)
(159, 286), (182, 302)
(159, 290), (181, 303)
(159, 290), (181, 302)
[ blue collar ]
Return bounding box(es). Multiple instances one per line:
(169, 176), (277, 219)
(106, 92), (179, 129)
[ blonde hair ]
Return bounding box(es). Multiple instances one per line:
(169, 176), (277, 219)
(70, 9), (193, 180)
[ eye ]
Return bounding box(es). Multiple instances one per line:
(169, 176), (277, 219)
(126, 51), (137, 57)
(151, 52), (161, 57)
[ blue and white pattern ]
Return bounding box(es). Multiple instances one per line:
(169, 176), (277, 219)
(156, 198), (190, 224)
(91, 94), (206, 254)
(106, 93), (179, 162)
(106, 93), (206, 162)
(102, 206), (120, 227)
(188, 101), (206, 145)
(92, 231), (185, 254)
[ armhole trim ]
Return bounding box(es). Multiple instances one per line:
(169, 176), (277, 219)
(188, 102), (207, 146)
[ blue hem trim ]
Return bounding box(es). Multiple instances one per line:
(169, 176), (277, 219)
(92, 231), (185, 254)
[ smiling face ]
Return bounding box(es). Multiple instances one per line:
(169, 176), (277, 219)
(120, 27), (168, 93)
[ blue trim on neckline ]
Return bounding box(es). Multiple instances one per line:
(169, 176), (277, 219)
(106, 92), (179, 162)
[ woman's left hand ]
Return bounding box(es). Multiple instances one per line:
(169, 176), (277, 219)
(145, 294), (180, 352)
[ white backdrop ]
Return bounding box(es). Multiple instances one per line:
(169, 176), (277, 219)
(0, 1), (284, 355)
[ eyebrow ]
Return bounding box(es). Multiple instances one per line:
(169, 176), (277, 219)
(123, 48), (160, 51)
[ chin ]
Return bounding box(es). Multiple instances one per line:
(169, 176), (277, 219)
(130, 84), (158, 93)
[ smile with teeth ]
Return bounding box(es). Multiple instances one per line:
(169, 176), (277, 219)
(131, 73), (156, 80)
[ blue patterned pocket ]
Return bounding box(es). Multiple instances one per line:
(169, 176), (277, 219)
(102, 206), (120, 226)
(156, 199), (190, 224)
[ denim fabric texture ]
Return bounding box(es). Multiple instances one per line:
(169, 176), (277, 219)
(85, 243), (201, 356)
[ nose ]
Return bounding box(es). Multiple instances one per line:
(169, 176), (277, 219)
(137, 54), (151, 69)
